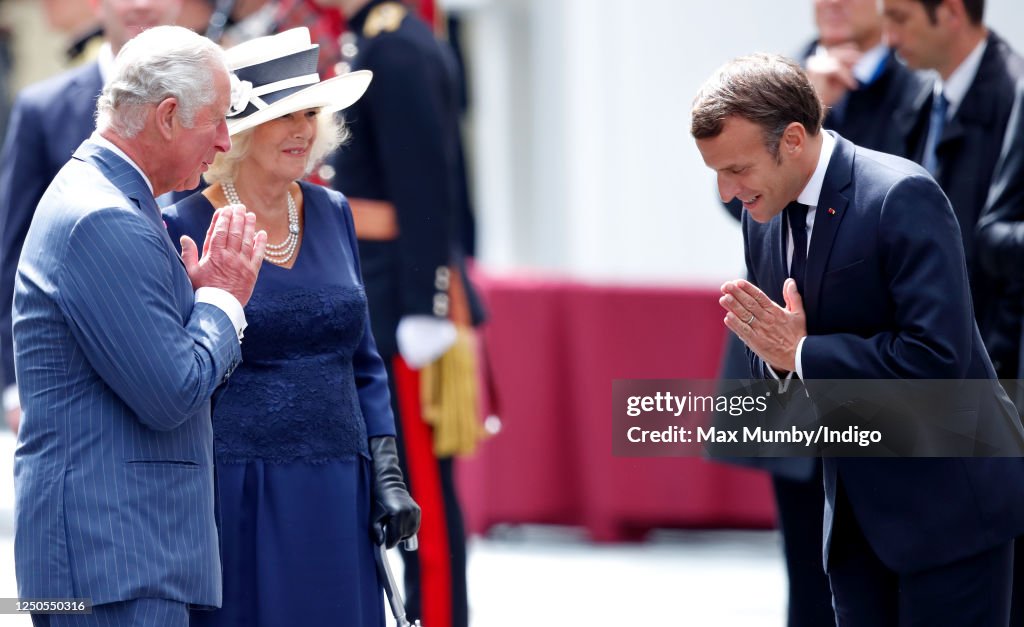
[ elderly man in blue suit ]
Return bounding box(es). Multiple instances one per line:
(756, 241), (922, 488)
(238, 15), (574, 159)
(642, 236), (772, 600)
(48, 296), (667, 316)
(693, 53), (1024, 626)
(0, 0), (185, 433)
(13, 25), (266, 627)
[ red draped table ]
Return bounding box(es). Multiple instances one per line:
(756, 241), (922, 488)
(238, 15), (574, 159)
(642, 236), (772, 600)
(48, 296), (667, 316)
(455, 271), (777, 542)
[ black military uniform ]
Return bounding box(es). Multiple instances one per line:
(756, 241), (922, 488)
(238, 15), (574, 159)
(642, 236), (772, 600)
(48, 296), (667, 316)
(330, 2), (483, 626)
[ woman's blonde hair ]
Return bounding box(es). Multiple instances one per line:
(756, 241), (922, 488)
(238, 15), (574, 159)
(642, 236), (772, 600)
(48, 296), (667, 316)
(204, 109), (349, 184)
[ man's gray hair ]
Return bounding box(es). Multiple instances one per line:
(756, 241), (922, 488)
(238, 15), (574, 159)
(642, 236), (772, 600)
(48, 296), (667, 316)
(96, 26), (227, 138)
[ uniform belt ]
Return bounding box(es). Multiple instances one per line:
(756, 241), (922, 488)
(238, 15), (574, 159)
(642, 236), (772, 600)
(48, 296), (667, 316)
(350, 198), (399, 241)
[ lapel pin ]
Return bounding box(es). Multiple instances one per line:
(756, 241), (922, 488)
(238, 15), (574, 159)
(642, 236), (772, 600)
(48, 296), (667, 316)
(828, 207), (837, 216)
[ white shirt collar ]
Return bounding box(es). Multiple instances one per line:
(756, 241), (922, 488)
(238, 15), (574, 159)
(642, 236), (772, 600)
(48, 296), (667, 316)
(89, 131), (154, 194)
(852, 43), (888, 85)
(797, 131), (836, 208)
(97, 42), (115, 84)
(935, 37), (987, 119)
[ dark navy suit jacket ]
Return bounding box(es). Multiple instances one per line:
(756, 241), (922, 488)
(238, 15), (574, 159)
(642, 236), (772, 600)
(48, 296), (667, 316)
(743, 134), (1024, 573)
(720, 47), (926, 482)
(977, 78), (1024, 393)
(0, 62), (103, 390)
(12, 141), (240, 605)
(805, 43), (925, 159)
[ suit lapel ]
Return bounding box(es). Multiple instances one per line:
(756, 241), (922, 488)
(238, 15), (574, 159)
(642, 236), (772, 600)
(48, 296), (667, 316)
(900, 79), (934, 163)
(936, 33), (1005, 179)
(803, 134), (853, 325)
(73, 141), (162, 226)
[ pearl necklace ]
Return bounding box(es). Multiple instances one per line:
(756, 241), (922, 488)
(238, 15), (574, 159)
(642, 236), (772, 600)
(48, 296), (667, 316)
(223, 180), (300, 265)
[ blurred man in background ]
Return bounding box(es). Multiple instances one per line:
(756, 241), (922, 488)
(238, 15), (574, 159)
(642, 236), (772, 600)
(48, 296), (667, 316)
(884, 1), (1024, 622)
(806, 0), (924, 155)
(885, 0), (1023, 381)
(39, 0), (102, 65)
(178, 0), (215, 33)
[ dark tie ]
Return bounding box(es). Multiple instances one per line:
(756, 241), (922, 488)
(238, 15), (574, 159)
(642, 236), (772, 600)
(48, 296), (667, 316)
(922, 90), (948, 176)
(787, 202), (809, 295)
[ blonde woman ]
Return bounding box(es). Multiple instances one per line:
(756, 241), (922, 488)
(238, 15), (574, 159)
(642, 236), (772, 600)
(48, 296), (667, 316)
(164, 28), (419, 625)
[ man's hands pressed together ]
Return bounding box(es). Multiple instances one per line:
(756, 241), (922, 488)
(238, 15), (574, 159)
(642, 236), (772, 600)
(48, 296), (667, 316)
(720, 278), (808, 374)
(181, 204), (267, 307)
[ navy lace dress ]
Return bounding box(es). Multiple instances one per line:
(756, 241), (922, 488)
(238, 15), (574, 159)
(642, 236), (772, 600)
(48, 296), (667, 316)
(164, 182), (394, 626)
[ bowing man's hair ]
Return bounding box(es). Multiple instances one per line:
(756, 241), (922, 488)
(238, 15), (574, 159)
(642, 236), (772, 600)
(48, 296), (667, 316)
(96, 25), (227, 138)
(690, 53), (824, 160)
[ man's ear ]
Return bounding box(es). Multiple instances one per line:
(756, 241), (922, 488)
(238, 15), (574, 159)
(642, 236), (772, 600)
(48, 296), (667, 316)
(154, 97), (179, 140)
(937, 0), (962, 26)
(781, 122), (807, 156)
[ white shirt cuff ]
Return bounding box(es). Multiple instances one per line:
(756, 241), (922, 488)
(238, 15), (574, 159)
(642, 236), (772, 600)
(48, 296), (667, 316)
(764, 361), (795, 394)
(795, 336), (807, 380)
(3, 384), (18, 413)
(195, 287), (247, 341)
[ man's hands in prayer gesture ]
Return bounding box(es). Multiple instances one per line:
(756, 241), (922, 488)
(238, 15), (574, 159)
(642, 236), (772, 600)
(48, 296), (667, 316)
(720, 278), (807, 374)
(181, 204), (267, 307)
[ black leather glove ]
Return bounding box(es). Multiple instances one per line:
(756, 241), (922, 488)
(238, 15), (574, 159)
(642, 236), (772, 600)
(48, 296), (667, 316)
(369, 436), (422, 548)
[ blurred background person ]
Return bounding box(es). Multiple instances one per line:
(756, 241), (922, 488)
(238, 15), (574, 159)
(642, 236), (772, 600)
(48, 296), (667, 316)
(885, 0), (1024, 381)
(39, 0), (102, 65)
(215, 0), (277, 45)
(164, 27), (421, 626)
(806, 0), (925, 155)
(971, 76), (1024, 627)
(978, 84), (1024, 395)
(884, 0), (1024, 622)
(325, 1), (486, 625)
(0, 0), (184, 434)
(201, 1), (351, 91)
(178, 0), (215, 33)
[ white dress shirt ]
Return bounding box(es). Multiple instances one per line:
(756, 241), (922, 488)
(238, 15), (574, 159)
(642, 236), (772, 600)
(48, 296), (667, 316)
(765, 131), (836, 385)
(935, 37), (988, 121)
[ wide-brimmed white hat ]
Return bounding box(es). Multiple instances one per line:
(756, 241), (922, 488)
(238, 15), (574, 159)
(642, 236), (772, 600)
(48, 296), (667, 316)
(224, 27), (372, 136)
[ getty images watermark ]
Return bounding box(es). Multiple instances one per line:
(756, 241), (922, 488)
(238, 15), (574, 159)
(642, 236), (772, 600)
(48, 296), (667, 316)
(612, 379), (1024, 457)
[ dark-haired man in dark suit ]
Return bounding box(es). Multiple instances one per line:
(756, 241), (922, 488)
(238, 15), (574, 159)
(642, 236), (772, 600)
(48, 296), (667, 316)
(694, 52), (1024, 626)
(719, 4), (925, 626)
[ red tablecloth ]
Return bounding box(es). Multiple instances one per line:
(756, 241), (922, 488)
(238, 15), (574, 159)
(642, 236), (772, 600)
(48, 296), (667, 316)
(455, 272), (777, 541)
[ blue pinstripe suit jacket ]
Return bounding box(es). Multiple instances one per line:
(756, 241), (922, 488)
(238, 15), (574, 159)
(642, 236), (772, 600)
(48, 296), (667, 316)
(12, 140), (240, 607)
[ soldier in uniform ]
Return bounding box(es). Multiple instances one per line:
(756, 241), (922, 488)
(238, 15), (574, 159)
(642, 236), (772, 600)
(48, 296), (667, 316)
(325, 1), (484, 626)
